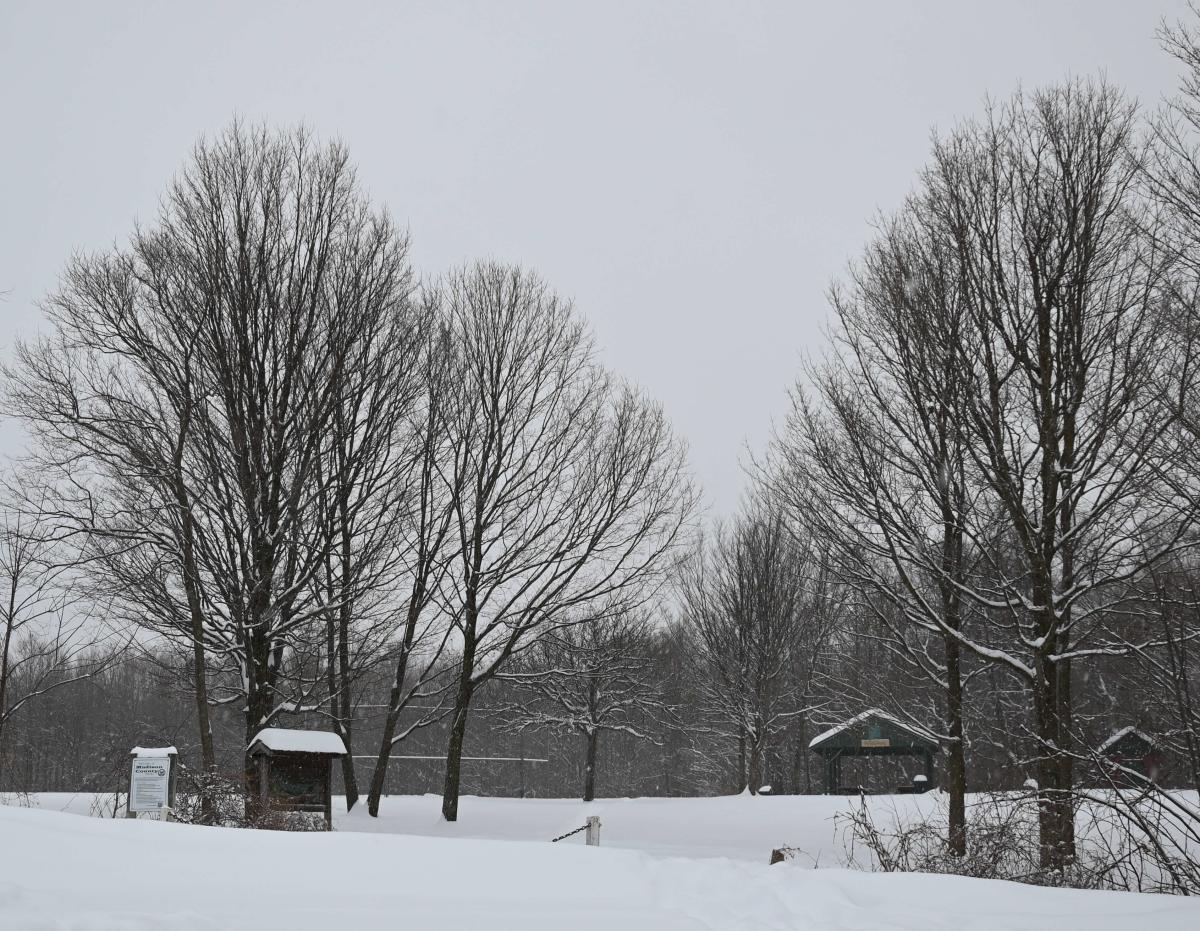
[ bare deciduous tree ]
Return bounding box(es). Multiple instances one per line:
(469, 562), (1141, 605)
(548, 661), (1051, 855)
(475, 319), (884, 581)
(364, 310), (462, 817)
(770, 204), (982, 854)
(0, 502), (118, 783)
(436, 262), (696, 821)
(678, 504), (832, 795)
(500, 608), (669, 801)
(922, 81), (1194, 871)
(7, 123), (419, 796)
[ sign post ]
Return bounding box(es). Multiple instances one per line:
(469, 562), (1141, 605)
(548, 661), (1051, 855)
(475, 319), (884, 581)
(127, 747), (178, 820)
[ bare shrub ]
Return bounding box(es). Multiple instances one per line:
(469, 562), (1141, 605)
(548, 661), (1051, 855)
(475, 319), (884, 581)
(835, 788), (1200, 894)
(172, 767), (249, 827)
(837, 793), (1058, 884)
(1073, 787), (1200, 894)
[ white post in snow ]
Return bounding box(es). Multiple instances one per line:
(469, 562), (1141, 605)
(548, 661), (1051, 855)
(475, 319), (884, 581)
(585, 815), (601, 847)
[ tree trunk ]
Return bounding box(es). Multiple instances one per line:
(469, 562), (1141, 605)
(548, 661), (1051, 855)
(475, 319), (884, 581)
(0, 586), (14, 785)
(1161, 598), (1200, 793)
(583, 729), (599, 802)
(171, 469), (217, 822)
(336, 503), (359, 811)
(944, 632), (967, 857)
(367, 586), (427, 817)
(337, 602), (358, 811)
(799, 715), (812, 794)
(737, 729), (747, 793)
(244, 633), (275, 799)
(187, 619), (215, 823)
(1032, 650), (1074, 872)
(441, 666), (474, 822)
(1054, 650), (1075, 860)
(747, 737), (763, 796)
(367, 658), (410, 817)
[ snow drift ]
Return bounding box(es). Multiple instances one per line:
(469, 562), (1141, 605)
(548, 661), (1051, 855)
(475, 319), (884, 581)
(3, 804), (1199, 930)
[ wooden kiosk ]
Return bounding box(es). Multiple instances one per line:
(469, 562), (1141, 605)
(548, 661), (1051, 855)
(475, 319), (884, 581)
(1098, 726), (1163, 787)
(809, 709), (938, 795)
(247, 728), (347, 830)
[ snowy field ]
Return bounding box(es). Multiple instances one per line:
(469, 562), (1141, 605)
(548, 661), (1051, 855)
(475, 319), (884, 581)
(3, 792), (1199, 929)
(338, 791), (934, 862)
(4, 790), (947, 863)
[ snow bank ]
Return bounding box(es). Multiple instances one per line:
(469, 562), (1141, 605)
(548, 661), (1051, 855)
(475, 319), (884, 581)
(1, 805), (1196, 930)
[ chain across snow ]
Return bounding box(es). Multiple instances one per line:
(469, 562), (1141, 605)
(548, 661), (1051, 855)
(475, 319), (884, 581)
(548, 823), (590, 843)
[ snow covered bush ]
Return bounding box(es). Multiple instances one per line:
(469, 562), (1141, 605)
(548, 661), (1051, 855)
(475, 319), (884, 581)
(836, 789), (1200, 894)
(170, 767), (327, 832)
(836, 792), (1068, 885)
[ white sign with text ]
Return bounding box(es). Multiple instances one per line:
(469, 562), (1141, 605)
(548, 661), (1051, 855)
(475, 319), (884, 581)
(129, 756), (171, 812)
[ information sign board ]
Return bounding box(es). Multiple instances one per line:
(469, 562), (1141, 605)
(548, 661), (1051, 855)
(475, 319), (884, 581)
(129, 756), (172, 812)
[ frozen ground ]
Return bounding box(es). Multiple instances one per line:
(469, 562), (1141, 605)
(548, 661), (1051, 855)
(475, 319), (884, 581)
(3, 801), (1200, 930)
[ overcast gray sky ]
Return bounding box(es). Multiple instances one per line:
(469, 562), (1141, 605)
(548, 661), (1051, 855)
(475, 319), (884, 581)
(0, 0), (1189, 516)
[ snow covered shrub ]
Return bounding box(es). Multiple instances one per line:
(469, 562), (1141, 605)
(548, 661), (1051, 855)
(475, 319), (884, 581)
(1073, 788), (1200, 895)
(250, 810), (329, 832)
(837, 789), (1200, 894)
(172, 766), (329, 831)
(837, 793), (1100, 889)
(172, 767), (253, 827)
(88, 793), (121, 818)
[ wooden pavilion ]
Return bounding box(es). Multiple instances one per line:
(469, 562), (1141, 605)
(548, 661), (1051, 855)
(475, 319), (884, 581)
(808, 709), (938, 795)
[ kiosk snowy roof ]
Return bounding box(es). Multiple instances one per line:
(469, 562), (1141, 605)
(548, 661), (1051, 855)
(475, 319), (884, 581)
(130, 746), (178, 758)
(246, 728), (346, 756)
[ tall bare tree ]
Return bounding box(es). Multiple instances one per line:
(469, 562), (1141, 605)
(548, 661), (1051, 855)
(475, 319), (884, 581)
(0, 502), (117, 783)
(771, 204), (982, 854)
(921, 81), (1194, 870)
(365, 307), (462, 817)
(677, 503), (832, 795)
(307, 249), (425, 811)
(7, 123), (418, 792)
(6, 236), (224, 788)
(436, 262), (696, 821)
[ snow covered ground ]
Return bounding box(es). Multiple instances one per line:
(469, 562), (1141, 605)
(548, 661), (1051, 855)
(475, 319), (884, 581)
(3, 792), (1199, 929)
(8, 790), (942, 863)
(336, 791), (937, 863)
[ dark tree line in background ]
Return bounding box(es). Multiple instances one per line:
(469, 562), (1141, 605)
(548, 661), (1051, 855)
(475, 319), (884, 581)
(4, 8), (1200, 889)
